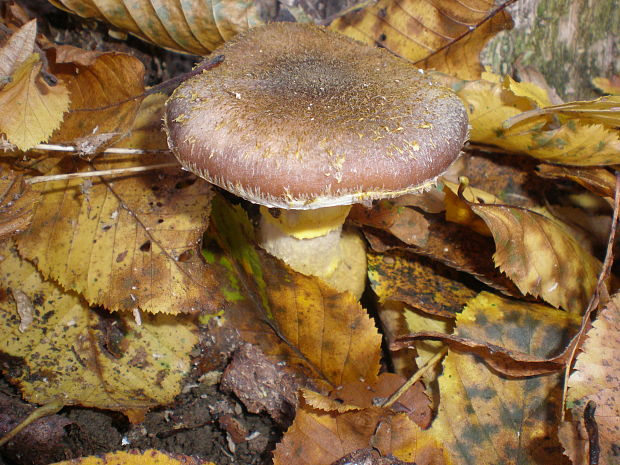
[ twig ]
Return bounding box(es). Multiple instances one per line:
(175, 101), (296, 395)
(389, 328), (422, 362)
(381, 345), (449, 408)
(0, 399), (64, 446)
(584, 401), (600, 465)
(26, 162), (179, 184)
(561, 171), (620, 418)
(0, 140), (171, 155)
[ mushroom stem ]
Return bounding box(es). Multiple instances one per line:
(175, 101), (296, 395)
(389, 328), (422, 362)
(258, 206), (367, 298)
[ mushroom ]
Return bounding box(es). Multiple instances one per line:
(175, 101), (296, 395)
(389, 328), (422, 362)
(164, 23), (468, 298)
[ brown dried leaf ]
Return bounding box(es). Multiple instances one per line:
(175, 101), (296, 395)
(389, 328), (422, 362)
(0, 168), (40, 240)
(48, 47), (145, 152)
(329, 0), (512, 79)
(274, 403), (446, 465)
(0, 19), (36, 79)
(47, 0), (268, 54)
(563, 293), (620, 465)
(537, 164), (616, 201)
(444, 181), (601, 313)
(16, 153), (218, 314)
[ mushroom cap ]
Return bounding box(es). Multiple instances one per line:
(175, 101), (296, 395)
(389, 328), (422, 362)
(165, 23), (468, 210)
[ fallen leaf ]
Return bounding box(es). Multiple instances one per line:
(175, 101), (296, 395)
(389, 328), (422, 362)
(458, 75), (620, 165)
(49, 449), (215, 465)
(593, 75), (620, 95)
(537, 164), (616, 201)
(48, 47), (145, 153)
(0, 53), (70, 150)
(16, 153), (218, 314)
(0, 168), (40, 240)
(395, 292), (581, 376)
(47, 0), (268, 54)
(274, 402), (445, 465)
(0, 242), (198, 413)
(563, 293), (620, 465)
(368, 251), (477, 318)
(444, 181), (601, 313)
(329, 0), (512, 79)
(418, 292), (576, 464)
(205, 194), (382, 394)
(0, 19), (36, 79)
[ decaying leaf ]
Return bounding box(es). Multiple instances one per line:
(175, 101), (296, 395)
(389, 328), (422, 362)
(0, 168), (40, 240)
(395, 292), (581, 376)
(457, 74), (620, 165)
(48, 47), (145, 152)
(329, 0), (512, 79)
(205, 195), (382, 394)
(563, 293), (620, 465)
(49, 449), (215, 465)
(15, 153), (218, 314)
(47, 0), (268, 54)
(537, 164), (616, 202)
(274, 403), (446, 465)
(368, 251), (476, 318)
(0, 53), (70, 150)
(418, 292), (576, 464)
(593, 75), (620, 95)
(0, 19), (36, 79)
(0, 242), (198, 413)
(444, 181), (601, 313)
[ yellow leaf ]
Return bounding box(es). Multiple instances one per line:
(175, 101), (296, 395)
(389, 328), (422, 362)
(458, 76), (620, 165)
(443, 181), (600, 313)
(593, 75), (620, 95)
(206, 195), (382, 391)
(329, 0), (512, 80)
(0, 53), (70, 150)
(0, 242), (197, 412)
(420, 292), (577, 465)
(16, 154), (219, 314)
(49, 449), (215, 465)
(0, 19), (36, 79)
(564, 293), (620, 465)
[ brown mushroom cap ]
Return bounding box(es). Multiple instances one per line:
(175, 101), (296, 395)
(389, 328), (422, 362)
(165, 23), (468, 209)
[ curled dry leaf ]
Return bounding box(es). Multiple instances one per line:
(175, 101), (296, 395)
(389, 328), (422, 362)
(49, 449), (215, 465)
(329, 0), (513, 80)
(47, 0), (267, 54)
(48, 46), (145, 152)
(394, 292), (581, 376)
(0, 168), (40, 240)
(457, 74), (620, 165)
(562, 293), (620, 465)
(444, 181), (601, 313)
(0, 19), (36, 78)
(417, 292), (578, 465)
(0, 242), (198, 413)
(16, 152), (219, 314)
(537, 164), (616, 203)
(0, 53), (70, 150)
(205, 195), (382, 394)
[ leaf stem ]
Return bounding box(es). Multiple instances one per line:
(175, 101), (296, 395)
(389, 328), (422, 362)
(26, 162), (179, 184)
(0, 399), (64, 446)
(381, 345), (449, 409)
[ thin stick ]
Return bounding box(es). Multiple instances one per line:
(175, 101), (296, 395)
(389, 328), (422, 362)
(381, 345), (449, 408)
(1, 141), (171, 155)
(0, 399), (64, 446)
(26, 163), (179, 184)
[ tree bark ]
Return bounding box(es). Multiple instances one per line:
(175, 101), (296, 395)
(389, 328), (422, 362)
(482, 0), (619, 101)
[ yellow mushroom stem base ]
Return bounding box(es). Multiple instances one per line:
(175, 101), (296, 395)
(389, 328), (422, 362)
(258, 205), (367, 298)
